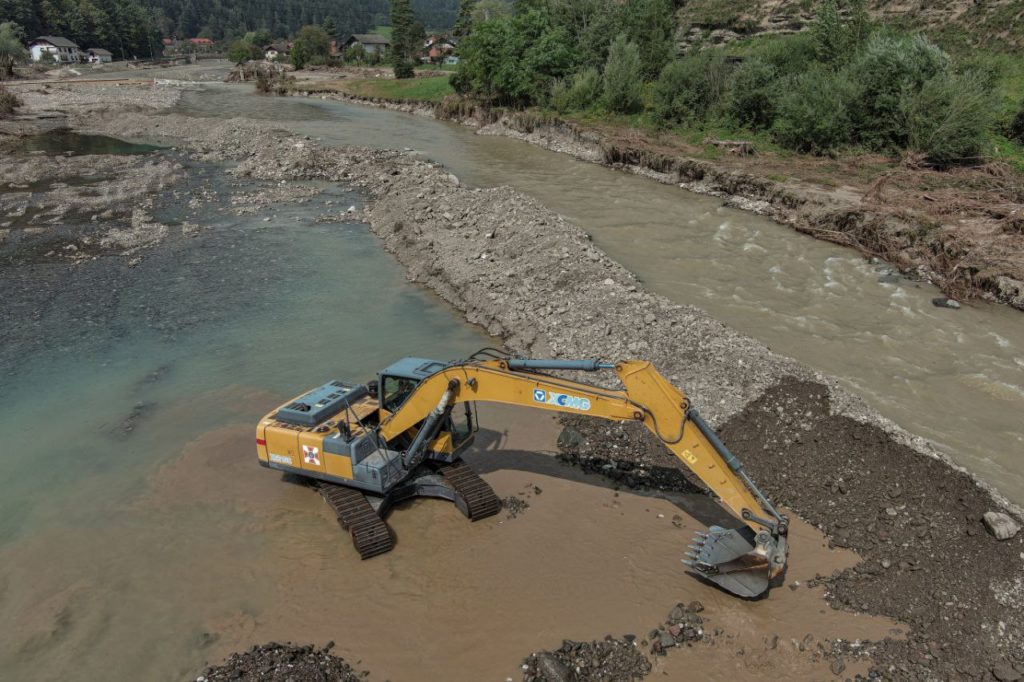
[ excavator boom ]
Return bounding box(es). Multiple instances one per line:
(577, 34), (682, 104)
(379, 358), (789, 597)
(257, 354), (788, 598)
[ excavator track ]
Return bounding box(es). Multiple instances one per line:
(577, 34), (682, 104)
(316, 482), (395, 560)
(440, 462), (501, 521)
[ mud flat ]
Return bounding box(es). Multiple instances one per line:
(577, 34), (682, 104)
(11, 86), (1023, 679)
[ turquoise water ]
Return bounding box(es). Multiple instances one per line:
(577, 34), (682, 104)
(10, 131), (165, 156)
(0, 159), (489, 679)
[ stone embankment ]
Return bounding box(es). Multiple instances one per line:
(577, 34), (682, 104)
(18, 87), (1023, 680)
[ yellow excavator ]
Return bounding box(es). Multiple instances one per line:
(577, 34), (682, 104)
(256, 350), (789, 598)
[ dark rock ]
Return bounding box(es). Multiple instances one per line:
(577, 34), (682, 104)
(200, 642), (363, 681)
(534, 653), (571, 682)
(931, 297), (961, 309)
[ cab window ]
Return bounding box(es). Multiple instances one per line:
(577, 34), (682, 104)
(382, 376), (418, 413)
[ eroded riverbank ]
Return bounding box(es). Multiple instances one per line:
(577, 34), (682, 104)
(289, 83), (1024, 313)
(2, 83), (1022, 681)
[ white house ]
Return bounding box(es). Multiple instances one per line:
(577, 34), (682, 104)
(264, 42), (289, 61)
(29, 36), (81, 64)
(86, 48), (113, 63)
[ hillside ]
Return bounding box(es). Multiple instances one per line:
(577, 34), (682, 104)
(677, 0), (1024, 52)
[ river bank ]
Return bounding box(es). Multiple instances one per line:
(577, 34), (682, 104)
(287, 75), (1024, 313)
(4, 83), (1023, 680)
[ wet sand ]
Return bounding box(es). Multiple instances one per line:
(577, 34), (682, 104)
(0, 394), (897, 681)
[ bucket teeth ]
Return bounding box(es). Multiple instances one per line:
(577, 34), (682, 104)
(681, 525), (773, 599)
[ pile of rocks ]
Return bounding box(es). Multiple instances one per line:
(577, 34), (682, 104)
(522, 638), (651, 682)
(198, 642), (365, 682)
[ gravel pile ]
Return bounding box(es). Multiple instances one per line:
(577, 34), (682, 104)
(198, 642), (365, 682)
(522, 638), (651, 682)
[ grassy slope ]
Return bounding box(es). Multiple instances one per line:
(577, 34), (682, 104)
(294, 74), (455, 102)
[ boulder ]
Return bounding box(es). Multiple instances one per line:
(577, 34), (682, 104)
(983, 512), (1021, 540)
(931, 297), (961, 309)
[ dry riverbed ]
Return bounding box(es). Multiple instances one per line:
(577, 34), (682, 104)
(3, 83), (1022, 681)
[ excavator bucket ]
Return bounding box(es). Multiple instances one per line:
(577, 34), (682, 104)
(683, 525), (779, 599)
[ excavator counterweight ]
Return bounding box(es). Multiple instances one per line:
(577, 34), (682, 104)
(256, 351), (789, 598)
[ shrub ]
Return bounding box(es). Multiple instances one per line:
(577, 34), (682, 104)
(1009, 106), (1024, 143)
(603, 35), (643, 114)
(754, 33), (818, 74)
(549, 78), (570, 112)
(771, 66), (854, 154)
(846, 32), (950, 150)
(0, 84), (19, 117)
(227, 40), (253, 65)
(393, 60), (415, 79)
(724, 57), (778, 129)
(906, 72), (995, 164)
(652, 52), (730, 125)
(567, 66), (602, 110)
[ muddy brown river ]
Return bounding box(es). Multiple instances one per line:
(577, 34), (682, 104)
(171, 83), (1024, 506)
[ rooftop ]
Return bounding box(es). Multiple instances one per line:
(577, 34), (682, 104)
(349, 34), (391, 45)
(33, 36), (79, 48)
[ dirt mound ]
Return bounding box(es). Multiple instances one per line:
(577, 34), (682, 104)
(560, 379), (1024, 680)
(198, 642), (365, 682)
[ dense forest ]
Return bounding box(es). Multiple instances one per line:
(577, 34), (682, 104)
(0, 0), (162, 57)
(0, 0), (459, 57)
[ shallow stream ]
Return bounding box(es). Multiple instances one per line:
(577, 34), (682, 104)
(171, 84), (1024, 505)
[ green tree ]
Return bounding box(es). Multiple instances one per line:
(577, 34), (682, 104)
(603, 34), (642, 114)
(846, 33), (949, 150)
(0, 22), (27, 79)
(227, 38), (252, 64)
(652, 52), (731, 125)
(906, 71), (994, 164)
(454, 0), (476, 35)
(390, 0), (417, 78)
(291, 24), (330, 69)
(772, 66), (854, 154)
(322, 16), (337, 39)
(620, 0), (674, 80)
(471, 0), (510, 23)
(452, 10), (573, 106)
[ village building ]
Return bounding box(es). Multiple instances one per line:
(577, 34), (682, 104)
(28, 36), (81, 64)
(86, 48), (113, 63)
(423, 35), (457, 64)
(263, 42), (290, 61)
(341, 34), (391, 55)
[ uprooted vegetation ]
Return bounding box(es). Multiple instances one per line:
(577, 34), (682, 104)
(0, 84), (20, 118)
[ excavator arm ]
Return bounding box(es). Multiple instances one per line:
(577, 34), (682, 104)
(379, 358), (788, 598)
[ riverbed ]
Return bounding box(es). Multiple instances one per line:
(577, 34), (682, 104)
(170, 84), (1024, 506)
(2, 79), (1021, 680)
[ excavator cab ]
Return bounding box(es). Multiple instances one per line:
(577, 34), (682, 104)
(378, 357), (477, 460)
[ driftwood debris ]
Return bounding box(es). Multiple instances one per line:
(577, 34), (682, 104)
(704, 138), (756, 156)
